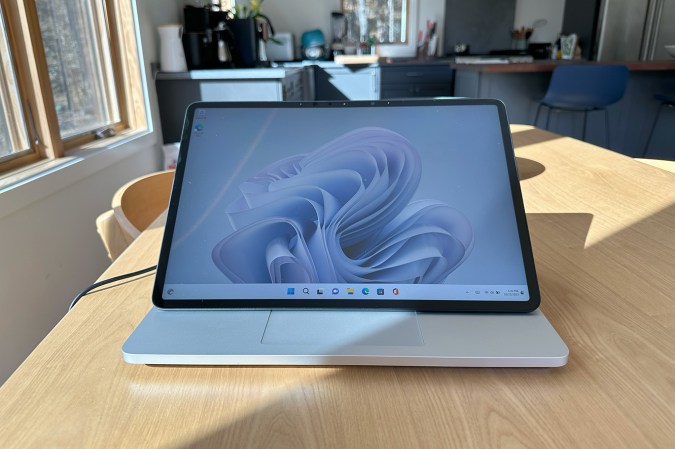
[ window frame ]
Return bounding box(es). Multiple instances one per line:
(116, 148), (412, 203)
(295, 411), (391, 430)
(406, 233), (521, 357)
(0, 0), (145, 174)
(341, 0), (410, 45)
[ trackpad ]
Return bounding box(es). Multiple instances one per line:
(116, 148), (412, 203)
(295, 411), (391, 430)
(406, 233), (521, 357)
(262, 311), (424, 346)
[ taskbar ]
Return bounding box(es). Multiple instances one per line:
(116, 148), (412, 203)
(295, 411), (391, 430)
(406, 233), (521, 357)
(163, 284), (530, 301)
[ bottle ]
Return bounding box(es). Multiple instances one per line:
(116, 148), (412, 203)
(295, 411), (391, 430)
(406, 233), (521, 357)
(551, 35), (561, 60)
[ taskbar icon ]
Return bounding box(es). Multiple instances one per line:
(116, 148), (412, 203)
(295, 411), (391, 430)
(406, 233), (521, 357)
(286, 286), (401, 297)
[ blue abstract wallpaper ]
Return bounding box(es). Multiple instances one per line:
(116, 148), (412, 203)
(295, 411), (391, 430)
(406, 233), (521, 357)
(211, 128), (474, 283)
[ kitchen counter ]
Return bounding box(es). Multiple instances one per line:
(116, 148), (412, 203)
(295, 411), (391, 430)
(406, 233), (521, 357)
(156, 67), (301, 80)
(454, 60), (675, 159)
(451, 59), (675, 73)
(279, 58), (453, 69)
(379, 57), (453, 66)
(282, 59), (455, 101)
(154, 60), (455, 143)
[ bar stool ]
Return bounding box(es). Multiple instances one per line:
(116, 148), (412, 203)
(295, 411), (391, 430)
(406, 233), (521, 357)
(534, 64), (629, 147)
(642, 94), (675, 157)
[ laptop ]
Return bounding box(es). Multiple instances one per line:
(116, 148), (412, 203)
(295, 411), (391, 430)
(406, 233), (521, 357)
(123, 99), (568, 367)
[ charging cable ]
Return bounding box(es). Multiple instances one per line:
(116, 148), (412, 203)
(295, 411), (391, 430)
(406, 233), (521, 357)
(68, 265), (157, 311)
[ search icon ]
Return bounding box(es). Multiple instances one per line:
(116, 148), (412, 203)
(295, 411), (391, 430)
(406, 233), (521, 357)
(302, 288), (310, 294)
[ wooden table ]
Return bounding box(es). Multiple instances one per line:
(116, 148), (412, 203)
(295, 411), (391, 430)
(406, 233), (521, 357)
(2, 126), (675, 449)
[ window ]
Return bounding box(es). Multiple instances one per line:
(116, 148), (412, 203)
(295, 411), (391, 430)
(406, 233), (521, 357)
(0, 0), (145, 174)
(342, 0), (409, 44)
(0, 5), (30, 161)
(35, 0), (120, 139)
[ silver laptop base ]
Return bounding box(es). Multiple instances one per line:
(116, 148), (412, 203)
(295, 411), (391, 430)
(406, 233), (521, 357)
(123, 308), (568, 368)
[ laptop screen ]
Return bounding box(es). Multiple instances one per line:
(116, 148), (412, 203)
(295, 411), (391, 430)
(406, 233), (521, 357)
(154, 100), (539, 312)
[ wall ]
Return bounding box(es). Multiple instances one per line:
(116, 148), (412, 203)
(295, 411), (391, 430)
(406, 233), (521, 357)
(561, 0), (600, 60)
(444, 0), (516, 55)
(0, 0), (180, 385)
(262, 0), (338, 49)
(513, 0), (566, 44)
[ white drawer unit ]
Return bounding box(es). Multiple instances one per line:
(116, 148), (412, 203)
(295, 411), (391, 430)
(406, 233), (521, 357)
(199, 81), (283, 101)
(156, 68), (305, 143)
(313, 65), (381, 101)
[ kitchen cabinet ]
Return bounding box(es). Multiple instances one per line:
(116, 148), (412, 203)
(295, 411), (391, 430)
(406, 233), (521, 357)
(380, 63), (454, 99)
(156, 68), (304, 143)
(312, 64), (381, 101)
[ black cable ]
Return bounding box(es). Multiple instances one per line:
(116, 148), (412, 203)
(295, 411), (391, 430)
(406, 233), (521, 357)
(68, 265), (157, 311)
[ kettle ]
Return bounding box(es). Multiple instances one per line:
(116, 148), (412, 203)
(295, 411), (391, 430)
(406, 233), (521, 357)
(301, 29), (326, 60)
(158, 24), (187, 72)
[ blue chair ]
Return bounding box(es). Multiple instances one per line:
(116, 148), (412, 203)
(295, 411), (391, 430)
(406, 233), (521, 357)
(643, 94), (675, 157)
(534, 64), (629, 147)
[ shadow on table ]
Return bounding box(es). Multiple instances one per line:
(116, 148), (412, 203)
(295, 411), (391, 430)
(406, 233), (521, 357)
(161, 205), (675, 449)
(516, 157), (546, 180)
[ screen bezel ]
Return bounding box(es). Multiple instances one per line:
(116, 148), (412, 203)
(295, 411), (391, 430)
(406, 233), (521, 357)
(152, 99), (540, 312)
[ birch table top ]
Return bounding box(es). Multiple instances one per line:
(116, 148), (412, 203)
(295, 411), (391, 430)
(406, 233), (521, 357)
(1, 126), (674, 449)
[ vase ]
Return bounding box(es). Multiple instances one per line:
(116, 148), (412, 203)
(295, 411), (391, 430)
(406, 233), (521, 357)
(230, 18), (259, 67)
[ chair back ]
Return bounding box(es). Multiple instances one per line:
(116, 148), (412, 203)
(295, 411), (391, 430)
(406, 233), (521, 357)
(97, 170), (174, 261)
(113, 170), (175, 239)
(542, 64), (629, 110)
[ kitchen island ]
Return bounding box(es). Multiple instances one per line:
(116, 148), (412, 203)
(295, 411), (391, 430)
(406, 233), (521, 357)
(155, 60), (454, 143)
(453, 60), (675, 159)
(283, 59), (454, 101)
(156, 68), (304, 143)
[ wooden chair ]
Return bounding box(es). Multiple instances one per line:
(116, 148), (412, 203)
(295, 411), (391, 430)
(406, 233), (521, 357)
(96, 170), (174, 261)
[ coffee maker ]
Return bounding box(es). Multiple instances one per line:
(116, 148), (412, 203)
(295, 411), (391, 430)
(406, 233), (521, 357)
(182, 5), (232, 69)
(182, 5), (275, 69)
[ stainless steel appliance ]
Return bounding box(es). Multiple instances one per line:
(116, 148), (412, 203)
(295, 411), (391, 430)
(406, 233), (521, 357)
(595, 0), (675, 60)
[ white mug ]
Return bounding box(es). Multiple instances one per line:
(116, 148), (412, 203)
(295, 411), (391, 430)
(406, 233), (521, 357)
(158, 24), (187, 72)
